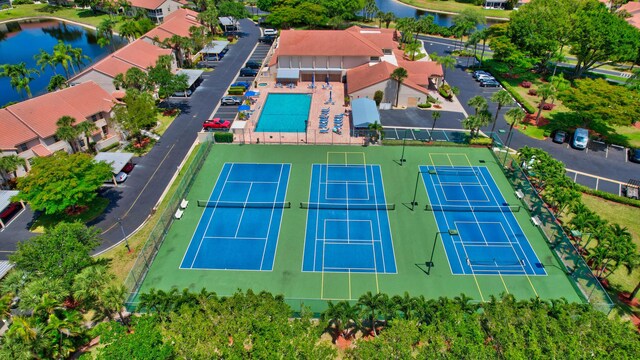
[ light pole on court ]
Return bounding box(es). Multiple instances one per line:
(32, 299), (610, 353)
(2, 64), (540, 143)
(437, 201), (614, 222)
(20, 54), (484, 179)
(426, 231), (448, 275)
(399, 129), (409, 165)
(410, 170), (430, 211)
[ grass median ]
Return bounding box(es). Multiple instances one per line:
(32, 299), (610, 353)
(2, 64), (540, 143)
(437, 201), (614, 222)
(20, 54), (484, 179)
(0, 4), (116, 27)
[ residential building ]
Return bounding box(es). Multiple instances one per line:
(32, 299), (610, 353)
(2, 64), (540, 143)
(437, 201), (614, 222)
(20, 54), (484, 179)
(620, 1), (640, 30)
(68, 39), (174, 95)
(269, 26), (443, 107)
(127, 0), (183, 23)
(142, 8), (200, 43)
(0, 82), (119, 177)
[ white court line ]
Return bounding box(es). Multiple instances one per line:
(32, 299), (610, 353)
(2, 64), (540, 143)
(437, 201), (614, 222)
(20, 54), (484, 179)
(233, 183), (253, 237)
(227, 180), (280, 184)
(189, 163), (235, 269)
(300, 165), (316, 272)
(179, 162), (230, 269)
(202, 236), (267, 241)
(268, 164), (291, 271)
(259, 164), (285, 270)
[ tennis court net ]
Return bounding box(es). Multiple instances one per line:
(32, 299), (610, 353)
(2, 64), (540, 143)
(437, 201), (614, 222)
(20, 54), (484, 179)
(197, 200), (291, 209)
(428, 169), (480, 176)
(300, 202), (396, 210)
(467, 258), (525, 267)
(425, 204), (520, 212)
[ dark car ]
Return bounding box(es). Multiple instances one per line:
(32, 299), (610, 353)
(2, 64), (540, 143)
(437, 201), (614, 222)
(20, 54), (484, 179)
(245, 60), (262, 69)
(203, 118), (231, 130)
(239, 68), (258, 77)
(231, 81), (250, 89)
(629, 148), (640, 163)
(122, 162), (135, 173)
(259, 36), (275, 44)
(552, 130), (568, 144)
(220, 96), (242, 105)
(480, 79), (500, 87)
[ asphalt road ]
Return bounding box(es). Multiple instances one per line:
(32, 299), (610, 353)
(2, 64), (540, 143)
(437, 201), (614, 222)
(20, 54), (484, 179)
(0, 19), (262, 259)
(382, 40), (639, 192)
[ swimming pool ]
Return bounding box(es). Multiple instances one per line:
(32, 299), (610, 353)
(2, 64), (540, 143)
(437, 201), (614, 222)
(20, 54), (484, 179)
(255, 93), (311, 132)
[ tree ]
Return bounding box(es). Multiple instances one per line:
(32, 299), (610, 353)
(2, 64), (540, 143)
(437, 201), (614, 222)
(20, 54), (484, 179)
(113, 89), (158, 143)
(0, 155), (26, 187)
(76, 119), (99, 152)
(379, 11), (395, 29)
(321, 300), (360, 341)
(560, 78), (640, 128)
(51, 41), (74, 79)
(429, 111), (441, 141)
(368, 120), (384, 141)
(467, 95), (488, 117)
(346, 319), (421, 359)
(358, 291), (382, 336)
(55, 115), (83, 153)
(113, 67), (152, 92)
(0, 63), (39, 99)
(47, 74), (67, 92)
(390, 67), (408, 107)
(569, 0), (640, 77)
(392, 291), (416, 319)
(148, 55), (188, 99)
(218, 0), (250, 25)
(198, 6), (220, 35)
(42, 311), (83, 359)
(97, 17), (117, 51)
(373, 90), (384, 106)
(34, 49), (57, 75)
(490, 90), (514, 134)
(362, 0), (379, 22)
(452, 9), (485, 51)
(534, 83), (556, 125)
(10, 222), (100, 287)
(433, 55), (456, 81)
(404, 40), (421, 61)
(16, 152), (112, 215)
(93, 316), (174, 360)
(100, 284), (129, 327)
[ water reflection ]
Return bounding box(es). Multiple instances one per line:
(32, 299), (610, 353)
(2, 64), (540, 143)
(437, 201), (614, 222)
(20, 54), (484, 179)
(374, 0), (501, 27)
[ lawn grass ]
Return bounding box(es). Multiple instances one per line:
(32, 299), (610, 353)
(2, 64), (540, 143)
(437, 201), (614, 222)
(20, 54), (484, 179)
(397, 0), (511, 19)
(98, 143), (202, 284)
(30, 196), (110, 233)
(581, 193), (640, 297)
(613, 125), (640, 148)
(0, 4), (117, 28)
(154, 110), (180, 136)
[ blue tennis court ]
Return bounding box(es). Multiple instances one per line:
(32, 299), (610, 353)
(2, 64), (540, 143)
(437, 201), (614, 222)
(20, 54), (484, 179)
(180, 163), (290, 271)
(420, 165), (545, 276)
(302, 164), (396, 273)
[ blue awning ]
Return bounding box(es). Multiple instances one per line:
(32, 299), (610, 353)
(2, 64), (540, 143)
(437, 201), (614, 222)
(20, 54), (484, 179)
(238, 105), (250, 111)
(245, 91), (259, 97)
(276, 68), (300, 80)
(351, 98), (380, 128)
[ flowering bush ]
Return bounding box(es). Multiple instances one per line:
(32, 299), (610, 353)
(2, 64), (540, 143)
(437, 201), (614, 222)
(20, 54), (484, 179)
(528, 89), (538, 96)
(520, 81), (532, 88)
(542, 103), (556, 110)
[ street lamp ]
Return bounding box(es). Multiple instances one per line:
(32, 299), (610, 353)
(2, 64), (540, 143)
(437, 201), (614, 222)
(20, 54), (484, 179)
(426, 232), (448, 275)
(410, 170), (430, 211)
(117, 217), (131, 253)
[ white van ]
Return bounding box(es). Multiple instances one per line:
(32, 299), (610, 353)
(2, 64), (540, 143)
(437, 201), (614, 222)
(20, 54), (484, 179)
(572, 128), (589, 149)
(264, 28), (278, 36)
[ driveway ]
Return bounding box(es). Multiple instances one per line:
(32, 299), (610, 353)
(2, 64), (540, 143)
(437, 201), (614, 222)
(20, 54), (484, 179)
(0, 19), (261, 259)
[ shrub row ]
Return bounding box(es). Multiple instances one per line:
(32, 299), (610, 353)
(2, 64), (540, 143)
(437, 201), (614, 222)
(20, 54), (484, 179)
(228, 89), (244, 95)
(577, 184), (640, 209)
(469, 137), (493, 145)
(214, 132), (233, 143)
(417, 103), (432, 108)
(427, 94), (437, 103)
(99, 142), (120, 152)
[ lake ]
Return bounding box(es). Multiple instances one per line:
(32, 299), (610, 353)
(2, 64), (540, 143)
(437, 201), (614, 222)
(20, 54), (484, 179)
(0, 19), (126, 106)
(374, 0), (502, 27)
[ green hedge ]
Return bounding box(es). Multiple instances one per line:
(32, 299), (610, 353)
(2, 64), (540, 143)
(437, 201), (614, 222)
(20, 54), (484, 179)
(578, 184), (640, 208)
(228, 89), (244, 95)
(214, 132), (234, 143)
(99, 142), (120, 152)
(504, 85), (536, 114)
(470, 137), (493, 145)
(417, 103), (432, 108)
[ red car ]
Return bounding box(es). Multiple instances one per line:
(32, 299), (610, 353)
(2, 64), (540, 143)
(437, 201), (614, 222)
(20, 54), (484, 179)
(0, 202), (21, 220)
(203, 118), (231, 130)
(122, 162), (135, 173)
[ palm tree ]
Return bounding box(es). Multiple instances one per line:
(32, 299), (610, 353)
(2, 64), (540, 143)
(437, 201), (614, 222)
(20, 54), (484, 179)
(100, 284), (129, 328)
(34, 49), (57, 75)
(368, 121), (384, 142)
(73, 265), (113, 312)
(43, 311), (82, 359)
(97, 17), (117, 51)
(197, 6), (220, 35)
(490, 90), (514, 135)
(69, 46), (90, 74)
(429, 111), (441, 141)
(118, 21), (140, 42)
(357, 291), (381, 336)
(434, 55), (456, 81)
(163, 35), (190, 68)
(535, 83), (557, 125)
(0, 155), (26, 187)
(467, 95), (487, 116)
(55, 116), (80, 153)
(76, 121), (99, 152)
(52, 41), (74, 79)
(390, 67), (408, 108)
(404, 41), (421, 61)
(47, 74), (68, 92)
(392, 291), (416, 319)
(321, 301), (347, 342)
(504, 107), (526, 151)
(0, 63), (39, 99)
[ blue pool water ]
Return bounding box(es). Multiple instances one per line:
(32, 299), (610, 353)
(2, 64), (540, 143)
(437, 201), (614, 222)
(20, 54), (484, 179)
(255, 93), (311, 132)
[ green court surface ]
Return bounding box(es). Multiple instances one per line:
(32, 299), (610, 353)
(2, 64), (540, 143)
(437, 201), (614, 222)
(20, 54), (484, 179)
(133, 145), (583, 313)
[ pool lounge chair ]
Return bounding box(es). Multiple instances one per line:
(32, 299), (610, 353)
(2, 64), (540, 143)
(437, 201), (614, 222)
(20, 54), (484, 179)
(320, 128), (329, 133)
(332, 127), (341, 135)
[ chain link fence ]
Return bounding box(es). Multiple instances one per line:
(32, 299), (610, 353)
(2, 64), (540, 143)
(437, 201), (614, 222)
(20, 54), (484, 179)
(491, 136), (614, 314)
(124, 136), (213, 310)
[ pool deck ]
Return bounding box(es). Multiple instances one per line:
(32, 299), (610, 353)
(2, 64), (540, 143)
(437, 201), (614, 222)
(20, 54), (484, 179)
(234, 80), (357, 144)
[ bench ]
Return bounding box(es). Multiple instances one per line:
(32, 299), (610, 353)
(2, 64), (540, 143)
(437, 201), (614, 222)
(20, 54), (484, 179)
(175, 209), (184, 219)
(515, 189), (524, 200)
(180, 199), (189, 209)
(531, 215), (542, 227)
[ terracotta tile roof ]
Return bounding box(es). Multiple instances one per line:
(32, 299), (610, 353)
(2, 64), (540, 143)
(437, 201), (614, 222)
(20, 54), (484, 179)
(621, 1), (640, 29)
(277, 28), (383, 57)
(146, 8), (201, 41)
(4, 82), (117, 140)
(347, 26), (397, 50)
(70, 40), (172, 80)
(128, 0), (168, 10)
(0, 109), (37, 150)
(347, 62), (397, 93)
(31, 144), (52, 157)
(397, 59), (443, 86)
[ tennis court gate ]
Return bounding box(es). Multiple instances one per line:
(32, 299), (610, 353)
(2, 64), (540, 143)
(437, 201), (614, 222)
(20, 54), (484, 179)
(491, 137), (614, 314)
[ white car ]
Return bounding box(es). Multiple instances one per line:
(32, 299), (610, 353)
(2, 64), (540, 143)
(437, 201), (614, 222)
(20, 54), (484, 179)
(264, 28), (277, 36)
